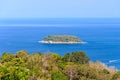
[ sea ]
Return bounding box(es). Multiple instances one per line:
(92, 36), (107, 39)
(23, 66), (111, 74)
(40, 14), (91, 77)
(0, 18), (120, 69)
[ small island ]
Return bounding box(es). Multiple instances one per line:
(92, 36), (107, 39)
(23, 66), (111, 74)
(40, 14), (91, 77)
(39, 35), (85, 44)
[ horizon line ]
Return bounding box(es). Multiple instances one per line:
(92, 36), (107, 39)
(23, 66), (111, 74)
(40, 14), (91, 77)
(0, 24), (120, 27)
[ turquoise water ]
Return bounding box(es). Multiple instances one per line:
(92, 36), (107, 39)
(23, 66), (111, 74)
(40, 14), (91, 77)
(0, 19), (120, 69)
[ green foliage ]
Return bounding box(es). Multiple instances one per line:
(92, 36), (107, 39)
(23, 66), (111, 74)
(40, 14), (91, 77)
(16, 50), (29, 62)
(77, 65), (98, 79)
(1, 52), (14, 63)
(71, 51), (90, 64)
(102, 69), (110, 74)
(62, 51), (90, 64)
(0, 58), (30, 80)
(112, 71), (120, 80)
(43, 35), (82, 42)
(64, 64), (99, 80)
(50, 53), (61, 62)
(62, 53), (71, 62)
(0, 66), (30, 80)
(51, 71), (68, 80)
(0, 50), (118, 80)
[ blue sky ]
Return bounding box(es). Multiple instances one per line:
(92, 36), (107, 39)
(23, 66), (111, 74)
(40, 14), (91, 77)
(0, 0), (120, 18)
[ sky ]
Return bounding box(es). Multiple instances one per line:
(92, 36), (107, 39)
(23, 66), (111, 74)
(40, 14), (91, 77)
(0, 0), (120, 18)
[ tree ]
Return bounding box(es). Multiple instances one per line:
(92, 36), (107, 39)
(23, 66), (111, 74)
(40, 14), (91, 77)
(112, 71), (120, 80)
(0, 50), (117, 80)
(1, 52), (14, 63)
(51, 71), (68, 80)
(16, 50), (29, 62)
(63, 51), (90, 64)
(0, 58), (30, 80)
(77, 65), (98, 79)
(71, 51), (90, 64)
(62, 53), (71, 62)
(64, 63), (78, 80)
(50, 53), (61, 62)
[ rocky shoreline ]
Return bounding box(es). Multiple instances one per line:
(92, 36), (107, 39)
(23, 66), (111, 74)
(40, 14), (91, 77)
(39, 40), (86, 44)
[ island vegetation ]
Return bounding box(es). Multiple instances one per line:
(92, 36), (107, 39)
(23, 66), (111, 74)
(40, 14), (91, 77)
(0, 50), (120, 80)
(39, 35), (84, 44)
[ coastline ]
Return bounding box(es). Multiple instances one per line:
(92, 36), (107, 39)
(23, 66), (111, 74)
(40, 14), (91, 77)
(39, 40), (87, 44)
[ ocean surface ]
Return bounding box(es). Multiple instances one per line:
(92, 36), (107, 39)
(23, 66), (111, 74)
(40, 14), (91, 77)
(0, 18), (120, 69)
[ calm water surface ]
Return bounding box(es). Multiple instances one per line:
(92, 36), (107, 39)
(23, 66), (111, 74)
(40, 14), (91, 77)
(0, 25), (120, 69)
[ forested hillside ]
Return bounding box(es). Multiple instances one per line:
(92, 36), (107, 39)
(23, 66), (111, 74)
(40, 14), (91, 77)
(0, 50), (120, 80)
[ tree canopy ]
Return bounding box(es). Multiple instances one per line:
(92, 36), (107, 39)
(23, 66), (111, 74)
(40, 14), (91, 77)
(0, 50), (119, 80)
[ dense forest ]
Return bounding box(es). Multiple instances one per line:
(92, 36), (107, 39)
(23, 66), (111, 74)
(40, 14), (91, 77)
(0, 50), (120, 80)
(43, 35), (82, 42)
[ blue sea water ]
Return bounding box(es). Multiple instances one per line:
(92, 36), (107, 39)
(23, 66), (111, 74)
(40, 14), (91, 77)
(0, 19), (120, 69)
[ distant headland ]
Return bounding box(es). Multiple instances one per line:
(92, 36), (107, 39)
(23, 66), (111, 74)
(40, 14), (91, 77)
(39, 35), (86, 44)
